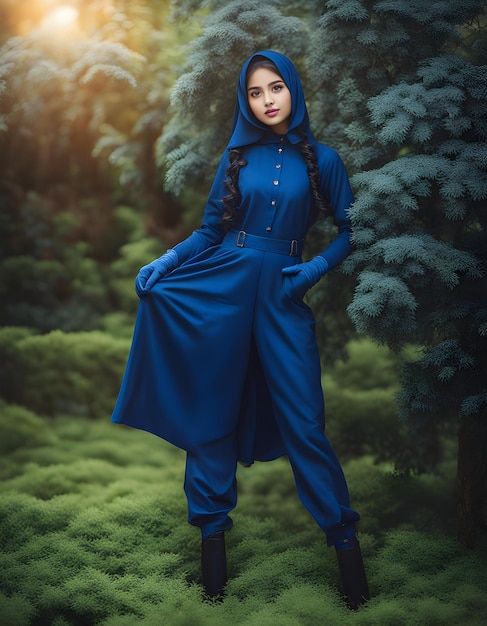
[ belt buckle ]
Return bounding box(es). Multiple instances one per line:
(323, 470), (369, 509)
(290, 240), (298, 256)
(237, 230), (246, 247)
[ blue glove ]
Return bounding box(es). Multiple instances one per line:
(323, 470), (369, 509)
(135, 249), (178, 297)
(281, 256), (329, 300)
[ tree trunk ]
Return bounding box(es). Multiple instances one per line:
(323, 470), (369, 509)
(456, 410), (487, 548)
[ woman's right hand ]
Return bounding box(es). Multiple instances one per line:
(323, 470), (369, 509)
(135, 249), (178, 297)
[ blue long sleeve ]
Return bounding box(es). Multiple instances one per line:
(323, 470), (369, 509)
(316, 147), (354, 270)
(172, 155), (229, 264)
(317, 224), (353, 270)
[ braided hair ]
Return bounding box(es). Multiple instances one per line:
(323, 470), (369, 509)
(221, 148), (247, 232)
(298, 137), (330, 221)
(221, 56), (328, 232)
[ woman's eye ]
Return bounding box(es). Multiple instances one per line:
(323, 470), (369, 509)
(273, 85), (282, 92)
(250, 90), (261, 98)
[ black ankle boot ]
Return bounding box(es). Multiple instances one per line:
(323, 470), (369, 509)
(201, 531), (227, 598)
(335, 538), (370, 610)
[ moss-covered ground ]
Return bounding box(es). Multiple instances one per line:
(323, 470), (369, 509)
(1, 405), (486, 625)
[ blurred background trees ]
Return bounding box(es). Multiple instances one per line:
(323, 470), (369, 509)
(0, 0), (486, 549)
(0, 0), (199, 330)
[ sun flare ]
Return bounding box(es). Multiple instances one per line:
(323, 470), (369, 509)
(41, 5), (79, 32)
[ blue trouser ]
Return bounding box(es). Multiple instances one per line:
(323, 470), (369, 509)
(184, 432), (238, 541)
(184, 419), (359, 545)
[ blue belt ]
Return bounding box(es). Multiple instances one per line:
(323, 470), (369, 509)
(224, 229), (304, 257)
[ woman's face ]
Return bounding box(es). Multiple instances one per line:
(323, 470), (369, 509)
(247, 67), (292, 135)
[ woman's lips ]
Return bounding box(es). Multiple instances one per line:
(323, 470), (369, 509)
(265, 109), (279, 117)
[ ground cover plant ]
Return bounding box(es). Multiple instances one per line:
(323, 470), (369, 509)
(1, 369), (486, 625)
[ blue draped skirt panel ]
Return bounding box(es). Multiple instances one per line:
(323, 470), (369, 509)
(113, 237), (321, 465)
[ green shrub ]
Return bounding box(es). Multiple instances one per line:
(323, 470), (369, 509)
(0, 247), (110, 333)
(0, 327), (130, 417)
(107, 237), (165, 316)
(0, 592), (37, 626)
(344, 456), (456, 538)
(0, 402), (56, 456)
(324, 340), (429, 465)
(101, 312), (138, 339)
(325, 382), (400, 459)
(0, 327), (37, 404)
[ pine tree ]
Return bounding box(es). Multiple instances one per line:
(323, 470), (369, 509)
(309, 0), (486, 546)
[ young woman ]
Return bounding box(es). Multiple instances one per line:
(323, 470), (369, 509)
(112, 50), (369, 609)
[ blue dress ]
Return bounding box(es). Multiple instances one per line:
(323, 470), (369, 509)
(112, 50), (360, 541)
(112, 136), (353, 461)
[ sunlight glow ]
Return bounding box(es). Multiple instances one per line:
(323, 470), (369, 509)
(41, 6), (79, 32)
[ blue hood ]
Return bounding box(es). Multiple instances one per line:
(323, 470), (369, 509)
(227, 50), (316, 149)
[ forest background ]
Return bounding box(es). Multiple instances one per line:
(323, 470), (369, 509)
(0, 0), (486, 624)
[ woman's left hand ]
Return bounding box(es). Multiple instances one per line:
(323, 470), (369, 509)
(282, 256), (328, 299)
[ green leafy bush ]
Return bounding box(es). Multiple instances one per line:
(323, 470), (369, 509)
(106, 237), (166, 318)
(0, 402), (56, 456)
(323, 340), (406, 461)
(0, 193), (112, 332)
(0, 327), (129, 417)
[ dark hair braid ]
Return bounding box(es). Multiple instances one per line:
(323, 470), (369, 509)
(221, 148), (247, 232)
(298, 139), (330, 219)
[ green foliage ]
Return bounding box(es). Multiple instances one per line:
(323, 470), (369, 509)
(323, 340), (422, 465)
(346, 453), (458, 537)
(0, 402), (56, 456)
(107, 236), (166, 318)
(308, 0), (487, 496)
(0, 413), (486, 625)
(309, 0), (485, 168)
(84, 0), (202, 213)
(0, 1), (197, 333)
(0, 327), (130, 417)
(0, 326), (34, 401)
(0, 188), (146, 332)
(0, 21), (143, 183)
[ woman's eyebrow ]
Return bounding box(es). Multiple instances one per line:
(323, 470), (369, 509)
(247, 79), (284, 91)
